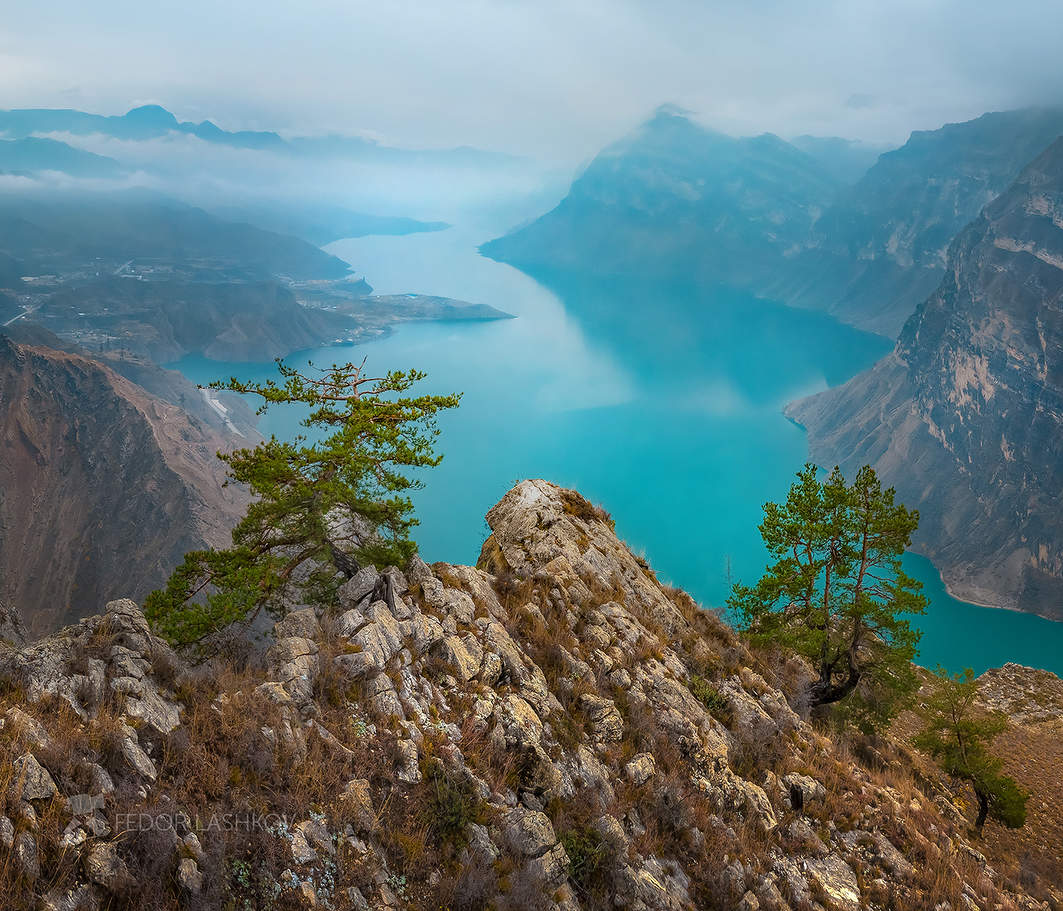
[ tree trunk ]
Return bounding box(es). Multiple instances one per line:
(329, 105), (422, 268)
(975, 789), (989, 832)
(808, 664), (861, 707)
(328, 539), (360, 578)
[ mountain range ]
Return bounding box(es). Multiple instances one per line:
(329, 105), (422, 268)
(486, 105), (1063, 337)
(788, 136), (1063, 618)
(0, 103), (514, 167)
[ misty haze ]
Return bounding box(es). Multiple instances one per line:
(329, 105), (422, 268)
(1, 3), (1062, 909)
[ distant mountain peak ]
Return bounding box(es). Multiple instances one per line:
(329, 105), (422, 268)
(123, 104), (178, 126)
(651, 102), (695, 120)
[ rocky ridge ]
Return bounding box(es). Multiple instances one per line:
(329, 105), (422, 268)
(0, 480), (1055, 910)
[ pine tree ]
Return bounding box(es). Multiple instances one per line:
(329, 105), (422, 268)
(146, 358), (460, 650)
(729, 463), (927, 729)
(914, 668), (1028, 832)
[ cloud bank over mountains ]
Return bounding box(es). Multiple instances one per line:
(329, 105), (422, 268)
(3, 0), (1063, 165)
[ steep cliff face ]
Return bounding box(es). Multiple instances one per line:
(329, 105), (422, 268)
(0, 481), (1055, 910)
(789, 106), (1063, 335)
(0, 335), (247, 632)
(789, 138), (1063, 618)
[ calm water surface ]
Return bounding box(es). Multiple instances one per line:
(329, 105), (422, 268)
(176, 226), (1063, 676)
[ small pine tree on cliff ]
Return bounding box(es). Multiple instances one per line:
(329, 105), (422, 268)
(146, 358), (460, 650)
(730, 463), (927, 729)
(914, 667), (1028, 833)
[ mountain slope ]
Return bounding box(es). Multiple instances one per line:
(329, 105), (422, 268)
(36, 277), (357, 362)
(0, 193), (351, 280)
(482, 107), (839, 286)
(0, 481), (1055, 909)
(788, 135), (885, 185)
(0, 334), (248, 632)
(0, 137), (124, 178)
(789, 106), (1063, 335)
(788, 137), (1063, 618)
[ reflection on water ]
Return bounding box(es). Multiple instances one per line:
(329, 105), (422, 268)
(175, 226), (1063, 676)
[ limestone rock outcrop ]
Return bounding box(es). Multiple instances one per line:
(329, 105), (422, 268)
(0, 481), (1054, 910)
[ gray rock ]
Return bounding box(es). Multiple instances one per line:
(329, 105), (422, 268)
(289, 827), (319, 865)
(274, 607), (321, 641)
(395, 739), (421, 784)
(337, 607), (368, 638)
(625, 752), (657, 787)
(341, 779), (375, 831)
(503, 807), (557, 857)
(14, 830), (39, 883)
(805, 853), (862, 911)
(296, 818), (335, 856)
(783, 772), (827, 811)
(83, 841), (127, 889)
(11, 752), (58, 801)
(118, 730), (158, 781)
(0, 598), (26, 646)
(338, 566), (380, 609)
(39, 884), (99, 911)
(435, 635), (482, 681)
(5, 707), (53, 752)
(579, 694), (625, 742)
(123, 687), (181, 736)
(176, 857), (203, 894)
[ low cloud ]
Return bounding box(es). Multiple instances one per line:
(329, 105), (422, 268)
(3, 1), (1062, 166)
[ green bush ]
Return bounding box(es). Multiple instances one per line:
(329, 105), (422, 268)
(690, 676), (732, 725)
(422, 758), (486, 851)
(560, 825), (614, 898)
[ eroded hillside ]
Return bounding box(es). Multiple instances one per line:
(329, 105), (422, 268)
(0, 335), (247, 632)
(0, 481), (1056, 910)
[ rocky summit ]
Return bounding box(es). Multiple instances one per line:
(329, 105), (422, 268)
(0, 480), (1056, 910)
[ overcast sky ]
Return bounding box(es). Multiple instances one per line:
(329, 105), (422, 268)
(3, 0), (1063, 163)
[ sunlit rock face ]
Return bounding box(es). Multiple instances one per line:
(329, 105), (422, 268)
(790, 137), (1063, 618)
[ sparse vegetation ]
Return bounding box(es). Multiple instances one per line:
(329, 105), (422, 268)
(560, 824), (614, 899)
(689, 675), (732, 725)
(421, 756), (487, 854)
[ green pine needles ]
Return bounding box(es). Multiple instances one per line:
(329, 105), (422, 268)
(914, 667), (1028, 832)
(146, 358), (460, 651)
(730, 463), (927, 730)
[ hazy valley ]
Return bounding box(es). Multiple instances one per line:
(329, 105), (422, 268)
(2, 21), (1063, 907)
